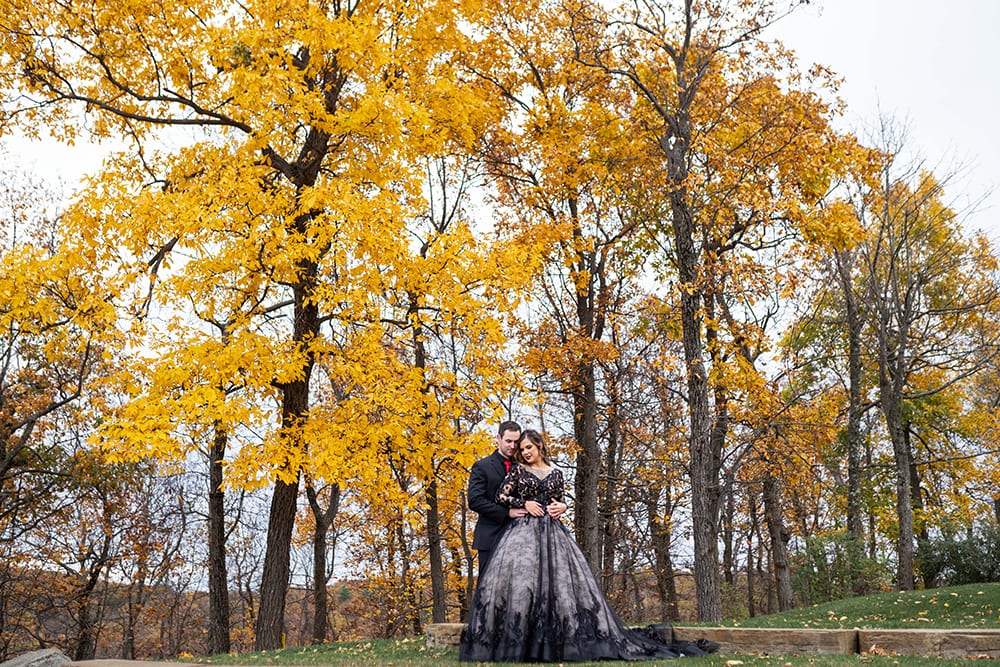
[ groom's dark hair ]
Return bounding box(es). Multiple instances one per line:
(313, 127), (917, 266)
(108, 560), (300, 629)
(498, 420), (522, 436)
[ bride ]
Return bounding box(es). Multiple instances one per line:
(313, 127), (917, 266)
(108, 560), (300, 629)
(460, 429), (717, 662)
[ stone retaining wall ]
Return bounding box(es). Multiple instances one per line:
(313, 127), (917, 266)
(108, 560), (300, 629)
(672, 626), (857, 655)
(426, 623), (1000, 658)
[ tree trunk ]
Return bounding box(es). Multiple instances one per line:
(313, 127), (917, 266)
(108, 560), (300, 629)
(881, 396), (915, 590)
(72, 549), (109, 661)
(661, 99), (722, 619)
(426, 479), (446, 622)
(573, 362), (601, 574)
(74, 596), (98, 661)
(254, 203), (319, 649)
(459, 491), (474, 620)
(747, 493), (759, 617)
(907, 427), (927, 541)
(255, 476), (300, 649)
(763, 473), (794, 611)
(122, 583), (140, 659)
(311, 524), (327, 643)
(306, 482), (340, 644)
(408, 288), (447, 622)
(721, 468), (736, 586)
(672, 203), (720, 620)
(207, 424), (231, 655)
(834, 249), (865, 543)
(866, 442), (878, 561)
(646, 487), (679, 621)
(74, 517), (112, 662)
(600, 390), (622, 595)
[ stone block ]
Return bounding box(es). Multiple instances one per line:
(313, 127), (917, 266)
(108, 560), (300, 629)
(859, 628), (1000, 659)
(1, 649), (71, 667)
(425, 622), (465, 649)
(673, 626), (858, 655)
(427, 622), (1000, 658)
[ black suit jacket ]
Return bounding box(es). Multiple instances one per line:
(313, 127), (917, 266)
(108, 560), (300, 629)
(468, 451), (511, 551)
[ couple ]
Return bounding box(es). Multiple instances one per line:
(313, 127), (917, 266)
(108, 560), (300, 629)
(460, 421), (718, 662)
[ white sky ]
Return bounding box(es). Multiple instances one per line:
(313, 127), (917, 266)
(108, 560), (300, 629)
(771, 0), (1000, 241)
(8, 0), (999, 240)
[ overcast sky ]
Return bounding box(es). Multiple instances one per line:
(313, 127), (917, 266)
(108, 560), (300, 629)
(770, 0), (1000, 240)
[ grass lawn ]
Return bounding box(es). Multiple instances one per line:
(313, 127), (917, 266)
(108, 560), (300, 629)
(708, 582), (1000, 630)
(197, 583), (1000, 667)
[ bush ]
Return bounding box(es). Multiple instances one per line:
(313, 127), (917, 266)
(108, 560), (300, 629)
(791, 531), (882, 605)
(917, 524), (1000, 587)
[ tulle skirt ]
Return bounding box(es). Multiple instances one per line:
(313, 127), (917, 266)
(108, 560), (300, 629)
(459, 515), (706, 662)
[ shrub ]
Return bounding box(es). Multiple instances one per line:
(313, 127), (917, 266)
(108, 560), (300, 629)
(791, 531), (883, 605)
(917, 523), (1000, 587)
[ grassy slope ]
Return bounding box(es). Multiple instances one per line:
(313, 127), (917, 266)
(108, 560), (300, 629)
(199, 584), (1000, 666)
(712, 582), (1000, 629)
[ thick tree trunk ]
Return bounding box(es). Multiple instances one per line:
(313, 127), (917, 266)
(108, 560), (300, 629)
(763, 473), (794, 611)
(662, 98), (722, 619)
(254, 201), (319, 649)
(685, 329), (720, 621)
(255, 476), (300, 649)
(207, 424), (231, 655)
(255, 347), (312, 651)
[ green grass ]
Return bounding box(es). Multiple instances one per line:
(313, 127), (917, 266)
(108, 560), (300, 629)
(709, 582), (1000, 629)
(196, 584), (1000, 666)
(197, 642), (992, 667)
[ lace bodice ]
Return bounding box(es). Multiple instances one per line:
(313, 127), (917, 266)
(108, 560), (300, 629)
(496, 464), (565, 508)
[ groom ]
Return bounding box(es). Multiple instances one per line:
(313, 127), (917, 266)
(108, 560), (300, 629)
(467, 420), (526, 577)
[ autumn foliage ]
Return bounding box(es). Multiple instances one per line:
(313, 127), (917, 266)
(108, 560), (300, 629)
(0, 0), (998, 659)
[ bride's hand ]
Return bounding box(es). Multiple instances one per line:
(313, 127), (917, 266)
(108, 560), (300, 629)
(524, 500), (545, 517)
(547, 501), (567, 519)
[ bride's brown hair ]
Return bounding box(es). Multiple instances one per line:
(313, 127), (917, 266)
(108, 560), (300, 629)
(515, 429), (551, 464)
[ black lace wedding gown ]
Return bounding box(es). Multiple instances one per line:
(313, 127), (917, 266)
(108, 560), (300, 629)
(460, 464), (713, 662)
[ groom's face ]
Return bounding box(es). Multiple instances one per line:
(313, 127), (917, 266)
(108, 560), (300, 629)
(497, 428), (520, 459)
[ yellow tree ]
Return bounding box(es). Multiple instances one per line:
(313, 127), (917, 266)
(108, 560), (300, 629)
(785, 122), (1000, 591)
(297, 151), (532, 628)
(464, 0), (652, 572)
(566, 0), (864, 619)
(858, 137), (1000, 590)
(963, 357), (1000, 526)
(1, 0), (523, 648)
(96, 314), (276, 653)
(0, 163), (120, 652)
